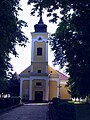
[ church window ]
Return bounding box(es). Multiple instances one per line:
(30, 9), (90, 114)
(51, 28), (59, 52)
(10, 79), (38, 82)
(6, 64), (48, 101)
(38, 37), (42, 41)
(38, 70), (41, 73)
(36, 82), (42, 86)
(37, 48), (42, 56)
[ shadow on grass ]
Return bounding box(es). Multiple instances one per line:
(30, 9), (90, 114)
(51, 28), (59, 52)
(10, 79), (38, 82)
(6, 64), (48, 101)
(75, 103), (90, 120)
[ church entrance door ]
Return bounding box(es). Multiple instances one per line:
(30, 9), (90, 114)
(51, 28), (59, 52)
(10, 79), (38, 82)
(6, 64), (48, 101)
(35, 91), (43, 103)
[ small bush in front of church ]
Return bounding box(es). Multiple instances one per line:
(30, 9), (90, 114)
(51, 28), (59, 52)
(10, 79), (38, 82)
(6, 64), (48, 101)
(0, 97), (20, 109)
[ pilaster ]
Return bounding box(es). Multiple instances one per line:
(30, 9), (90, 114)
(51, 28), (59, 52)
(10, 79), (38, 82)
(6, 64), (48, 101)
(29, 78), (32, 100)
(20, 78), (23, 99)
(45, 77), (49, 101)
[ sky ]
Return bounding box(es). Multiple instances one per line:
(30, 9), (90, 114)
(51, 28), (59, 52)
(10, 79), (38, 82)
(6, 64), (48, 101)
(10, 0), (66, 75)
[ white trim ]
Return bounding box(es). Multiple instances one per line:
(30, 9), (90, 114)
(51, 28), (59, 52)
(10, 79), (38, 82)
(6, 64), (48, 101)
(30, 76), (48, 80)
(57, 78), (60, 98)
(20, 78), (23, 99)
(60, 82), (67, 84)
(29, 78), (32, 100)
(31, 32), (48, 36)
(20, 78), (30, 80)
(49, 78), (59, 82)
(46, 65), (48, 73)
(31, 65), (33, 72)
(32, 38), (47, 42)
(46, 39), (48, 61)
(45, 77), (49, 101)
(31, 38), (34, 61)
(37, 36), (43, 40)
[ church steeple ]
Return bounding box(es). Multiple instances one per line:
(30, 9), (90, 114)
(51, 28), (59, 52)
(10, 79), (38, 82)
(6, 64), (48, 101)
(34, 1), (47, 33)
(34, 16), (47, 32)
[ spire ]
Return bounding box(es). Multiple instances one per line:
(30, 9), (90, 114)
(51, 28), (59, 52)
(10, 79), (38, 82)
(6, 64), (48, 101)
(38, 4), (43, 24)
(34, 2), (47, 32)
(38, 16), (43, 24)
(34, 16), (47, 32)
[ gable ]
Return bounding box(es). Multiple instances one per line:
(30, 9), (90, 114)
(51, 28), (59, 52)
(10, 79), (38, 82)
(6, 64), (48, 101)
(19, 66), (31, 77)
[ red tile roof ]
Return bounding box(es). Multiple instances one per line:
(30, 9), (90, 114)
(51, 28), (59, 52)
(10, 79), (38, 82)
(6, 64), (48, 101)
(56, 70), (69, 80)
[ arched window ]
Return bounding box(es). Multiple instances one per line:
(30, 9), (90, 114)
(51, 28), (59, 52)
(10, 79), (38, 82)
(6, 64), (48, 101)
(37, 47), (42, 56)
(38, 37), (42, 41)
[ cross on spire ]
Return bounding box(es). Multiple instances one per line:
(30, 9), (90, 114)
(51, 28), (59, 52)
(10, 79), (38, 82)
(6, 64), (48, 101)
(38, 0), (46, 25)
(28, 0), (43, 20)
(38, 0), (43, 20)
(28, 0), (47, 32)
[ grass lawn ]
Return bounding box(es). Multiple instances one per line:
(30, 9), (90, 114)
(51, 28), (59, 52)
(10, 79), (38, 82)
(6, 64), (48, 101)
(75, 103), (90, 120)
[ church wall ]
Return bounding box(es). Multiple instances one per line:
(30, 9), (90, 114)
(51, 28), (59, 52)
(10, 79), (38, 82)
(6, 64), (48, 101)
(60, 84), (71, 99)
(48, 66), (59, 75)
(31, 33), (48, 39)
(32, 62), (48, 73)
(34, 41), (46, 62)
(32, 79), (46, 100)
(49, 81), (57, 100)
(50, 74), (59, 78)
(22, 80), (30, 100)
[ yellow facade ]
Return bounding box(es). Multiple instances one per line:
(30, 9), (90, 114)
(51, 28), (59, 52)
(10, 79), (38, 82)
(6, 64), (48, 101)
(34, 41), (46, 62)
(60, 84), (71, 99)
(48, 65), (59, 75)
(31, 62), (48, 73)
(22, 80), (30, 100)
(49, 81), (57, 100)
(20, 65), (71, 101)
(31, 33), (48, 39)
(32, 80), (46, 100)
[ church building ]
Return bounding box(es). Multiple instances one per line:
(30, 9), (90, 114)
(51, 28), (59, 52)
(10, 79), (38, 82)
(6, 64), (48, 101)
(19, 17), (71, 102)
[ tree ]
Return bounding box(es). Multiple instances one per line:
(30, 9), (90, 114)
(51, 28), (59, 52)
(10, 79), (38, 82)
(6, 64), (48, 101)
(8, 72), (20, 97)
(0, 79), (8, 98)
(28, 0), (90, 98)
(0, 0), (28, 86)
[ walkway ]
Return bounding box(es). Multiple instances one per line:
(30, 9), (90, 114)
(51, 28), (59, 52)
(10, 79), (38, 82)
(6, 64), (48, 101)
(0, 103), (49, 120)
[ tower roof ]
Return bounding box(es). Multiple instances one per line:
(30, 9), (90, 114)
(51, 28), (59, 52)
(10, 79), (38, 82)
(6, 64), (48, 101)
(34, 17), (47, 32)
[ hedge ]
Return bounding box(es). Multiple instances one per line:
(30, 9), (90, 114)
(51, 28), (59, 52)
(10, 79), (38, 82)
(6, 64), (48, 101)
(49, 98), (76, 120)
(0, 97), (20, 109)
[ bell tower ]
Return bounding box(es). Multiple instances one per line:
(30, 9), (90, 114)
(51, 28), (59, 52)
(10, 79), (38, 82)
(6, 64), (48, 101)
(30, 16), (49, 101)
(31, 17), (48, 75)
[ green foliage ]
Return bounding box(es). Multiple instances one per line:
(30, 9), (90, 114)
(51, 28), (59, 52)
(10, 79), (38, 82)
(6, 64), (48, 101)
(28, 0), (90, 98)
(52, 97), (60, 109)
(0, 0), (28, 92)
(49, 102), (76, 120)
(8, 72), (20, 97)
(0, 79), (8, 95)
(0, 72), (20, 96)
(0, 97), (20, 109)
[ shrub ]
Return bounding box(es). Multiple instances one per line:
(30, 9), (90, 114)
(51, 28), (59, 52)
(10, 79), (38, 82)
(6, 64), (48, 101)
(0, 97), (20, 109)
(52, 97), (60, 109)
(49, 99), (76, 120)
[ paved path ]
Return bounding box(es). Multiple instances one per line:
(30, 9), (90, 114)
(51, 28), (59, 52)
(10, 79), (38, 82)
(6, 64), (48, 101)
(0, 103), (49, 120)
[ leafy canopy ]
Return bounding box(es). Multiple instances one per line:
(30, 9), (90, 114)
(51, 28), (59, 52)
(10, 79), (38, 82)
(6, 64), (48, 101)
(0, 0), (28, 80)
(7, 72), (20, 97)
